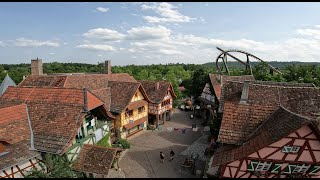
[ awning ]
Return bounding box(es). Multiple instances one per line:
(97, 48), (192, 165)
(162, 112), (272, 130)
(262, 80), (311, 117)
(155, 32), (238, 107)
(123, 117), (147, 130)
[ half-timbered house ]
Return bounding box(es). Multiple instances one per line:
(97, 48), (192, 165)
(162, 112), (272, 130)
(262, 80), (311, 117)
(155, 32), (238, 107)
(196, 74), (255, 121)
(217, 80), (318, 145)
(0, 86), (115, 164)
(108, 81), (151, 140)
(0, 103), (42, 178)
(206, 80), (320, 178)
(18, 59), (137, 142)
(138, 80), (176, 127)
(209, 106), (320, 178)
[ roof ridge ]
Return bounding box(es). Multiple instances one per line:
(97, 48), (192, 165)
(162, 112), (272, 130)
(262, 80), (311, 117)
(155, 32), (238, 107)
(12, 86), (84, 91)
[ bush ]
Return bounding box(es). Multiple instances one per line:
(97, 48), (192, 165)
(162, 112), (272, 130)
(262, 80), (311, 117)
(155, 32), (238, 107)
(96, 132), (111, 147)
(115, 139), (130, 149)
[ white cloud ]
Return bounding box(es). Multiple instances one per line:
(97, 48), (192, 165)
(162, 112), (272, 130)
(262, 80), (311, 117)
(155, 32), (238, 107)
(83, 25), (171, 41)
(141, 2), (194, 23)
(296, 27), (320, 39)
(49, 52), (55, 55)
(158, 49), (183, 55)
(96, 7), (109, 13)
(80, 24), (320, 64)
(0, 41), (5, 46)
(98, 54), (103, 57)
(63, 42), (68, 45)
(126, 25), (171, 40)
(83, 28), (125, 41)
(77, 44), (116, 51)
(14, 38), (59, 47)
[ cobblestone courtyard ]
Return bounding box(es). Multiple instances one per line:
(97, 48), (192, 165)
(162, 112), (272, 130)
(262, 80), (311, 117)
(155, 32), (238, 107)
(118, 109), (209, 178)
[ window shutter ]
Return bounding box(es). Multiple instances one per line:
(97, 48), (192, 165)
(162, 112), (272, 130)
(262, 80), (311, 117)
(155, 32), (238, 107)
(271, 163), (282, 173)
(247, 161), (259, 171)
(309, 166), (320, 175)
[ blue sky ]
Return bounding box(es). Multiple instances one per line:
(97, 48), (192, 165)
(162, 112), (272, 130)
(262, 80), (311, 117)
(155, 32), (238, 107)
(1, 2), (320, 65)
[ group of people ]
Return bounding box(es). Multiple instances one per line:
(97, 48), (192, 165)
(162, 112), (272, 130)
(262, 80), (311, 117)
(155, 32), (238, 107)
(160, 149), (175, 163)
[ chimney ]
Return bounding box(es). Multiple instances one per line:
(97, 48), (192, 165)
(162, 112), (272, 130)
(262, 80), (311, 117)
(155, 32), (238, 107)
(156, 81), (160, 90)
(105, 60), (112, 74)
(31, 58), (43, 75)
(240, 81), (250, 104)
(83, 88), (88, 112)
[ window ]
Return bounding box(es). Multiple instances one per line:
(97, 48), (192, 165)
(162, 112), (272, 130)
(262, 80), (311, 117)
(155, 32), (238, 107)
(293, 164), (310, 173)
(125, 109), (133, 118)
(290, 146), (300, 153)
(282, 146), (300, 153)
(271, 164), (282, 173)
(282, 146), (291, 153)
(309, 166), (320, 175)
(256, 162), (272, 171)
(282, 164), (297, 174)
(247, 161), (259, 171)
(138, 106), (145, 113)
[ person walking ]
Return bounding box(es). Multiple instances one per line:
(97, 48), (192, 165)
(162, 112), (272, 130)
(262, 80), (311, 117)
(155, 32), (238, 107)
(169, 149), (175, 161)
(160, 152), (165, 163)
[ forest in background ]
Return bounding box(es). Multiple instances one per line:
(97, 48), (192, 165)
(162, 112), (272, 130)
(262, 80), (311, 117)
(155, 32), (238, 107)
(1, 61), (320, 100)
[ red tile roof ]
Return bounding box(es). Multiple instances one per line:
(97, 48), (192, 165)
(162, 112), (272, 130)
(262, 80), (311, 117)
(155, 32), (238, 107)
(64, 74), (136, 89)
(108, 81), (150, 113)
(0, 103), (40, 171)
(18, 73), (136, 113)
(19, 73), (136, 90)
(0, 140), (40, 171)
(71, 144), (118, 175)
(138, 80), (176, 104)
(18, 75), (67, 87)
(0, 104), (29, 144)
(218, 81), (320, 145)
(212, 106), (317, 166)
(0, 86), (107, 154)
(1, 86), (104, 111)
(92, 87), (111, 109)
(208, 74), (255, 101)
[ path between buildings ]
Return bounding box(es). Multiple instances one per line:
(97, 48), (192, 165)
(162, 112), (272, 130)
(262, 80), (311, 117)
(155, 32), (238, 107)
(118, 109), (209, 178)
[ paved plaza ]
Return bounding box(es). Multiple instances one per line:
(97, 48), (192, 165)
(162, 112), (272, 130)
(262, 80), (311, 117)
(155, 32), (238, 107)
(118, 109), (209, 178)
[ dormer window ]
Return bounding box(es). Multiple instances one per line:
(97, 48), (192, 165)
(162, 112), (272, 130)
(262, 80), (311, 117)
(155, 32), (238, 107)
(292, 164), (310, 173)
(282, 146), (300, 153)
(255, 162), (272, 171)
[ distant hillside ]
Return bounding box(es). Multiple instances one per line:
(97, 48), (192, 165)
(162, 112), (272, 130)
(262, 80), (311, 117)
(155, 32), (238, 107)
(203, 61), (320, 69)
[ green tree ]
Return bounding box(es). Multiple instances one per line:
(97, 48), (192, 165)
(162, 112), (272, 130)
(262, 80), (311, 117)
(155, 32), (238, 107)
(186, 67), (211, 98)
(25, 154), (86, 178)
